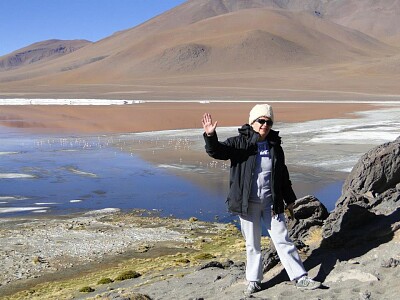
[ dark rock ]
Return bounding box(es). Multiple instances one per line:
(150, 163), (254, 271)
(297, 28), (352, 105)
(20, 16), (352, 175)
(221, 259), (234, 268)
(263, 245), (280, 273)
(231, 261), (245, 269)
(342, 136), (400, 195)
(360, 291), (372, 300)
(196, 259), (237, 271)
(100, 292), (152, 300)
(381, 258), (400, 268)
(322, 137), (400, 248)
(197, 261), (224, 271)
(288, 195), (329, 242)
(126, 295), (152, 300)
(263, 195), (328, 271)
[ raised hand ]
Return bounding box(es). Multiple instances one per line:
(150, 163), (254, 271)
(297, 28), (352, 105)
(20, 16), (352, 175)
(201, 113), (218, 136)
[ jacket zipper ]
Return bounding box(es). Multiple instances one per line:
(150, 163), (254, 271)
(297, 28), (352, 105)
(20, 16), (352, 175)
(270, 142), (277, 215)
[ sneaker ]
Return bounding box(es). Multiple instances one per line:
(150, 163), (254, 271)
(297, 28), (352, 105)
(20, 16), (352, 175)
(244, 281), (262, 296)
(295, 276), (321, 290)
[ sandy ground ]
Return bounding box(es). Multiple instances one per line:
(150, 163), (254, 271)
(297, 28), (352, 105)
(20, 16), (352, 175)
(0, 102), (377, 134)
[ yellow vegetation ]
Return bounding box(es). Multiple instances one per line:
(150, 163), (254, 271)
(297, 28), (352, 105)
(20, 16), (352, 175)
(2, 217), (247, 300)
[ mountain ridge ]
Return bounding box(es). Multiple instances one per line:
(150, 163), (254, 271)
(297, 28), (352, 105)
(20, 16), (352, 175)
(0, 0), (399, 100)
(0, 39), (91, 71)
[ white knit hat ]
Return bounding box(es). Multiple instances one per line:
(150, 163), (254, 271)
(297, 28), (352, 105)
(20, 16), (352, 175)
(248, 104), (274, 124)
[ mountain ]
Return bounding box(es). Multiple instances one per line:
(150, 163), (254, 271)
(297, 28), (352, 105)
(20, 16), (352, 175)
(0, 39), (91, 71)
(0, 0), (399, 100)
(128, 0), (400, 45)
(322, 0), (400, 45)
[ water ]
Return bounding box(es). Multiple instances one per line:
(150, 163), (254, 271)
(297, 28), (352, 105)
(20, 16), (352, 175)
(279, 107), (400, 173)
(0, 106), (399, 221)
(0, 131), (230, 221)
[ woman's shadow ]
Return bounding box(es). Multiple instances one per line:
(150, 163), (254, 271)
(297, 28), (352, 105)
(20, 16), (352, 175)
(261, 206), (400, 290)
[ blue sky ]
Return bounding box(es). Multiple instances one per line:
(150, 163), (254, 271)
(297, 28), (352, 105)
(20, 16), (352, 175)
(0, 0), (187, 57)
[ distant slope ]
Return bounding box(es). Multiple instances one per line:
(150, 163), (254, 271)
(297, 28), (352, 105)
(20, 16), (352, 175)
(0, 7), (396, 84)
(142, 0), (400, 45)
(323, 0), (400, 46)
(129, 9), (395, 75)
(0, 0), (399, 100)
(0, 39), (92, 71)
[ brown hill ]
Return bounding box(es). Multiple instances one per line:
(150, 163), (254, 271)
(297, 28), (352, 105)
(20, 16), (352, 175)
(133, 0), (400, 45)
(323, 0), (400, 46)
(0, 39), (91, 71)
(0, 0), (399, 100)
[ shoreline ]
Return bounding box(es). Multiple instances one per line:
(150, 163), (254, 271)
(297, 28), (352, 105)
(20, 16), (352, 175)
(0, 101), (385, 134)
(0, 208), (235, 298)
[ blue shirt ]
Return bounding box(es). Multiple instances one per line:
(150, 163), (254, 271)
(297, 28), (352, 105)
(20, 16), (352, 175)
(249, 141), (272, 202)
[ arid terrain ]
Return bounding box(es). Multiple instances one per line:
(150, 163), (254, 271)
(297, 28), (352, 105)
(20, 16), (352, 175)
(0, 0), (399, 101)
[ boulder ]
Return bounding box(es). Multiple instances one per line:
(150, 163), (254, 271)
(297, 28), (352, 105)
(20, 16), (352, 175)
(287, 195), (329, 242)
(263, 195), (328, 272)
(342, 136), (400, 196)
(322, 136), (400, 248)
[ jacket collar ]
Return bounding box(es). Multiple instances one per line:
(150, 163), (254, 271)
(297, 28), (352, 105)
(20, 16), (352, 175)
(238, 124), (281, 146)
(266, 129), (281, 145)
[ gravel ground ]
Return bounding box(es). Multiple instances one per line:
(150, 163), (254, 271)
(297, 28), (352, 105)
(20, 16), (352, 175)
(0, 209), (192, 288)
(82, 231), (400, 300)
(2, 209), (399, 300)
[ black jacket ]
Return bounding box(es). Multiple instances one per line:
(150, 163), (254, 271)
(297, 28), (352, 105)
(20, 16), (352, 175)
(204, 124), (296, 216)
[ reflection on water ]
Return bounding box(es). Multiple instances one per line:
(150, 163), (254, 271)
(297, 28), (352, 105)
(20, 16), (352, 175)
(0, 131), (230, 222)
(0, 106), (399, 220)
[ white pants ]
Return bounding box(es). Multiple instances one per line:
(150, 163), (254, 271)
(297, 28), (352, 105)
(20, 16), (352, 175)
(239, 200), (306, 282)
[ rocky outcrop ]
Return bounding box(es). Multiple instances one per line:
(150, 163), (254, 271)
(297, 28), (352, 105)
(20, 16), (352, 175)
(287, 195), (329, 242)
(263, 136), (400, 267)
(263, 195), (329, 272)
(322, 136), (400, 248)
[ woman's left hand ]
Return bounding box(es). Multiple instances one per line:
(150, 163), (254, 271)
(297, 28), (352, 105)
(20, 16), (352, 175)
(286, 203), (295, 220)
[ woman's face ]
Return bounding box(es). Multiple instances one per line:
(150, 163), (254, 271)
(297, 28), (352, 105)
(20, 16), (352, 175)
(251, 117), (273, 140)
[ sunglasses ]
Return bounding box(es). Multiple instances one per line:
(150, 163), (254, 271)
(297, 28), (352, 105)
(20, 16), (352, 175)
(255, 119), (273, 126)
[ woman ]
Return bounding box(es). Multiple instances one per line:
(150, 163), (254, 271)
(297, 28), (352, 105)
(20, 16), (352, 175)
(202, 104), (321, 295)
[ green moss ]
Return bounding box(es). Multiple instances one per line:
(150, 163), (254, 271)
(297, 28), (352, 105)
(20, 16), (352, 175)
(79, 286), (95, 293)
(115, 270), (141, 281)
(193, 253), (215, 260)
(97, 277), (114, 284)
(175, 258), (190, 264)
